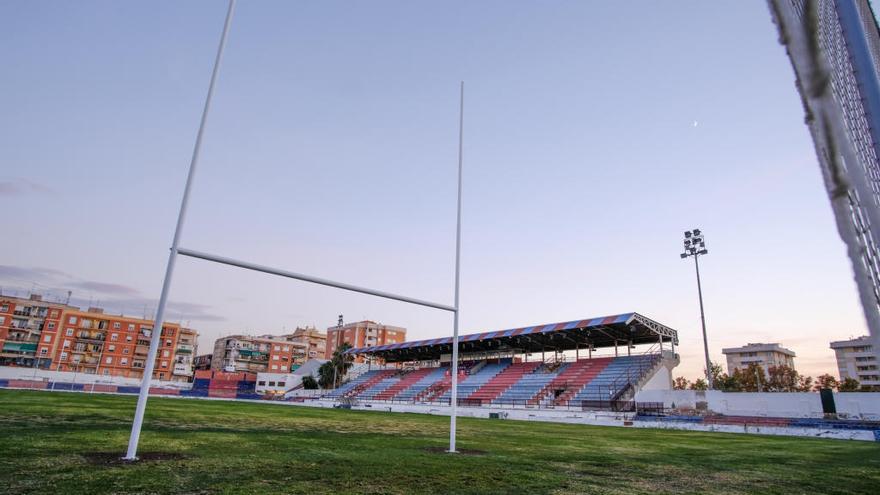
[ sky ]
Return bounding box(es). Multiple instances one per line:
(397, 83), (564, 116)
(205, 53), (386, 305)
(0, 1), (869, 380)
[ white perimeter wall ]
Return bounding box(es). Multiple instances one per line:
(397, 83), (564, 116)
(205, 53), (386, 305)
(635, 389), (880, 420)
(0, 366), (191, 389)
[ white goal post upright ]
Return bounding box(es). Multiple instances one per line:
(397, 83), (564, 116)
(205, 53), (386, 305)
(123, 0), (467, 459)
(124, 0), (237, 461)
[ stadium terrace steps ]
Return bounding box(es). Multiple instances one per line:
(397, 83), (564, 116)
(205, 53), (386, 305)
(437, 362), (509, 402)
(545, 358), (613, 405)
(492, 362), (568, 405)
(395, 367), (448, 401)
(570, 354), (660, 404)
(345, 370), (398, 399)
(466, 361), (541, 403)
(373, 367), (435, 400)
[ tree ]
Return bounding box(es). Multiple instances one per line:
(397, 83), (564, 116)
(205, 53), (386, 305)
(814, 373), (839, 391)
(766, 365), (800, 392)
(318, 342), (354, 389)
(796, 374), (813, 392)
(301, 375), (318, 390)
(731, 363), (765, 392)
(839, 377), (860, 392)
(672, 376), (690, 390)
(690, 378), (708, 391)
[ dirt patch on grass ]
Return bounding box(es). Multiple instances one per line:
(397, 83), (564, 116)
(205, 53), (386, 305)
(423, 446), (486, 456)
(81, 452), (189, 465)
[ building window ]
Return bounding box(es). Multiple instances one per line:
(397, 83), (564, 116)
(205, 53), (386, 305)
(66, 328), (74, 336)
(128, 324), (135, 331)
(43, 335), (51, 343)
(51, 310), (58, 317)
(121, 358), (128, 365)
(105, 357), (113, 364)
(111, 333), (118, 341)
(68, 316), (76, 324)
(47, 322), (55, 330)
(113, 322), (120, 329)
(123, 348), (130, 354)
(162, 350), (169, 357)
(126, 335), (132, 342)
(274, 345), (280, 351)
(161, 361), (167, 368)
(273, 355), (279, 361)
(63, 340), (70, 348)
(166, 340), (172, 347)
(0, 304), (8, 312)
(60, 352), (68, 360)
(40, 348), (48, 355)
(278, 382), (285, 387)
(108, 345), (116, 352)
(271, 365), (278, 370)
(258, 381), (266, 386)
(268, 381), (276, 386)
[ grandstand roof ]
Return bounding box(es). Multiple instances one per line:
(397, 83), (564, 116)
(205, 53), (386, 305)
(345, 312), (678, 362)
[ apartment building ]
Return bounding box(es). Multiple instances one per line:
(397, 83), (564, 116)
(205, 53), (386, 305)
(0, 294), (198, 382)
(325, 320), (406, 362)
(290, 326), (326, 359)
(0, 294), (75, 369)
(721, 343), (796, 376)
(211, 335), (307, 374)
(193, 353), (213, 371)
(830, 336), (880, 388)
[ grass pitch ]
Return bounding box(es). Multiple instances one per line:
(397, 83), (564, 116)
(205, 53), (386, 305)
(0, 390), (878, 494)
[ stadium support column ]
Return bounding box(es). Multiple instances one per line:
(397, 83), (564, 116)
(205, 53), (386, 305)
(448, 81), (465, 454)
(123, 0), (236, 461)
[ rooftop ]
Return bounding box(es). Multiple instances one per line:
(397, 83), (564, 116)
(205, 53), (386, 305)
(346, 312), (677, 362)
(721, 343), (796, 357)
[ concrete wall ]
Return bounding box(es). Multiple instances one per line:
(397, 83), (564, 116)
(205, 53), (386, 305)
(0, 366), (190, 389)
(635, 389), (880, 420)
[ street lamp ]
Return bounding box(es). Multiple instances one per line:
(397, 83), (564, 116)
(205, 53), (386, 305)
(681, 229), (713, 389)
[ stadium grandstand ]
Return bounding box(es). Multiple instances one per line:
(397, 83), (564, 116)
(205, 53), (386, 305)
(324, 312), (679, 410)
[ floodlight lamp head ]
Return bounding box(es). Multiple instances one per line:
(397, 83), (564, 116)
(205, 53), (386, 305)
(700, 249), (708, 255)
(693, 228), (701, 236)
(680, 253), (687, 259)
(684, 231), (692, 238)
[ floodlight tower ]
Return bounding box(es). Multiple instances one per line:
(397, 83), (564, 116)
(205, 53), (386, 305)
(681, 229), (713, 389)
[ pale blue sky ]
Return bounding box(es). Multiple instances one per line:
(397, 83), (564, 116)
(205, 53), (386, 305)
(0, 1), (867, 379)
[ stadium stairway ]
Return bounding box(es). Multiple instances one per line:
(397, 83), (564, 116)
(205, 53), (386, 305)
(569, 354), (660, 405)
(373, 367), (435, 400)
(437, 362), (509, 402)
(466, 361), (541, 404)
(340, 369), (397, 399)
(395, 366), (448, 401)
(325, 369), (381, 398)
(492, 362), (568, 405)
(356, 371), (403, 400)
(540, 358), (612, 405)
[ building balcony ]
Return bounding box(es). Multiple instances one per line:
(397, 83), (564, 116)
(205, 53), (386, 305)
(176, 344), (194, 354)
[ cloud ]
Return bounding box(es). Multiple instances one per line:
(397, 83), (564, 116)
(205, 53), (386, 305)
(0, 178), (55, 197)
(0, 266), (226, 324)
(0, 265), (71, 281)
(70, 281), (141, 296)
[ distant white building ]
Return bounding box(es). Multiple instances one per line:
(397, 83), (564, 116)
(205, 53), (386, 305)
(721, 343), (796, 376)
(830, 336), (879, 387)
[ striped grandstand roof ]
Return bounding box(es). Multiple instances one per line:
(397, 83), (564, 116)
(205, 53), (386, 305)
(344, 312), (677, 361)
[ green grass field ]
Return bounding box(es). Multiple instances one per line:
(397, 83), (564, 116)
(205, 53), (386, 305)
(0, 390), (878, 494)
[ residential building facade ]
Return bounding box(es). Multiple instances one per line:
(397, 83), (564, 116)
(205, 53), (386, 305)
(830, 336), (880, 387)
(0, 294), (198, 382)
(0, 294), (75, 369)
(289, 326), (326, 360)
(325, 320), (407, 362)
(211, 335), (307, 374)
(721, 343), (796, 376)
